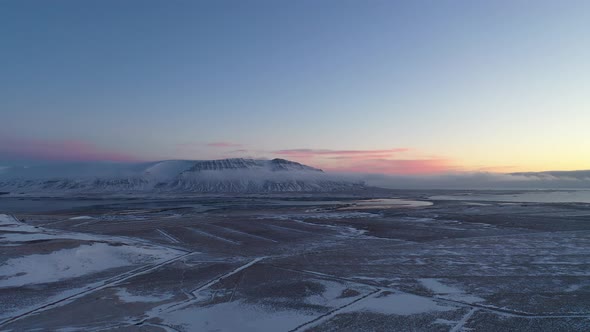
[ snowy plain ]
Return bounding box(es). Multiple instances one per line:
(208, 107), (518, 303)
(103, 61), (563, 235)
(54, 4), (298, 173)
(1, 191), (589, 331)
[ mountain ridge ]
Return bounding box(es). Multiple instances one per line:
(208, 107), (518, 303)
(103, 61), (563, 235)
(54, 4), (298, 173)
(510, 170), (590, 180)
(0, 158), (362, 193)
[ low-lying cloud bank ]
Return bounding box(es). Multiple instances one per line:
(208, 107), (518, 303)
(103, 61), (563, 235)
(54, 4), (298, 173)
(1, 160), (588, 190)
(351, 171), (590, 190)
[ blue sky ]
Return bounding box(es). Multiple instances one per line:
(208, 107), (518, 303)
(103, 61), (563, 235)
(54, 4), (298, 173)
(2, 1), (589, 173)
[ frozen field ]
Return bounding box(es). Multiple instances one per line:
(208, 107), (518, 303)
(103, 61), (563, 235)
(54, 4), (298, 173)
(1, 191), (589, 331)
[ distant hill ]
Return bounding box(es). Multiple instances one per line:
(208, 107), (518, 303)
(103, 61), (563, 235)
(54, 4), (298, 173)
(510, 170), (590, 180)
(0, 158), (363, 193)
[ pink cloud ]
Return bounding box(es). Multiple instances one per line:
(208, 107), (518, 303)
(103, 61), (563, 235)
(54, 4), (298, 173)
(274, 148), (409, 158)
(0, 136), (138, 162)
(325, 158), (457, 175)
(271, 147), (456, 174)
(474, 165), (518, 173)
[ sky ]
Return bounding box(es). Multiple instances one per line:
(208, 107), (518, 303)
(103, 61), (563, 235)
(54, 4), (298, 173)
(1, 0), (589, 174)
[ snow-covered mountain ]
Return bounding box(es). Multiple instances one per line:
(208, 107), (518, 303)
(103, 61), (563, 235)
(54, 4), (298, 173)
(0, 158), (363, 193)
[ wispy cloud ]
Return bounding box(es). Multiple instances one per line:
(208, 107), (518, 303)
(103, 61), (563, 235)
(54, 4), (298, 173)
(176, 142), (245, 155)
(272, 148), (455, 174)
(207, 142), (244, 148)
(274, 148), (408, 158)
(474, 165), (518, 173)
(326, 158), (456, 175)
(0, 136), (138, 162)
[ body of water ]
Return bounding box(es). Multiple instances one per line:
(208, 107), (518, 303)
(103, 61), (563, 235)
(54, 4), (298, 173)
(431, 190), (590, 203)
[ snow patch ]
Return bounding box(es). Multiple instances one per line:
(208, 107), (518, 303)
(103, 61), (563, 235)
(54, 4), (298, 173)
(419, 278), (484, 303)
(565, 284), (582, 292)
(342, 291), (456, 315)
(115, 288), (174, 303)
(0, 214), (18, 225)
(158, 300), (316, 332)
(0, 243), (178, 288)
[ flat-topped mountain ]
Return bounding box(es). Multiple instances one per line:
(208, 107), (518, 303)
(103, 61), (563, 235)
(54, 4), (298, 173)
(183, 158), (322, 173)
(0, 158), (362, 193)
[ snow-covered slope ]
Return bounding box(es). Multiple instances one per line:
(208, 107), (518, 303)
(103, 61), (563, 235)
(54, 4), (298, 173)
(0, 158), (362, 193)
